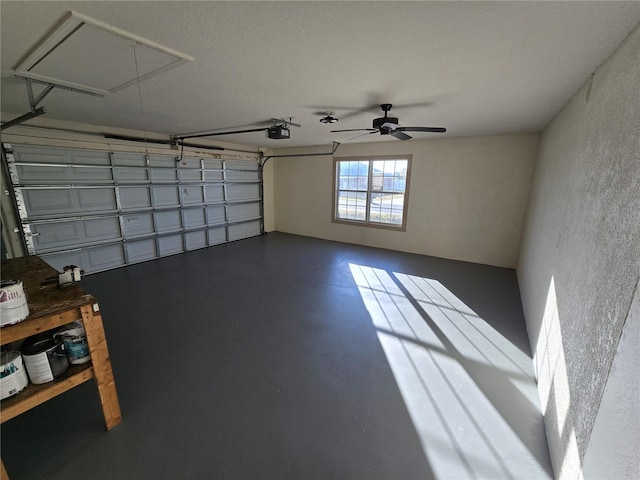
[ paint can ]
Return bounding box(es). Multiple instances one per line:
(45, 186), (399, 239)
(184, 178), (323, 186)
(21, 336), (70, 384)
(54, 321), (90, 365)
(0, 280), (29, 327)
(0, 350), (29, 400)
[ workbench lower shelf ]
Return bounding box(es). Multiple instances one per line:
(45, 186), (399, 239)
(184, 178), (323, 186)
(0, 363), (95, 424)
(1, 255), (122, 480)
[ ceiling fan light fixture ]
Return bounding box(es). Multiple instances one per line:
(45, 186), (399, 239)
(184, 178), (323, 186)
(319, 112), (339, 124)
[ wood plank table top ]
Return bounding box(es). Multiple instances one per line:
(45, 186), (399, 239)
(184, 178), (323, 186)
(1, 256), (95, 320)
(1, 256), (96, 345)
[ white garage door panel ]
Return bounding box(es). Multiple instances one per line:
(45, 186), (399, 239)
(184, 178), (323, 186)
(73, 166), (113, 181)
(88, 244), (126, 269)
(158, 234), (183, 256)
(153, 186), (179, 206)
(184, 208), (206, 228)
(229, 221), (260, 241)
(23, 188), (117, 216)
(207, 205), (226, 224)
(182, 186), (204, 204)
(14, 147), (112, 183)
(149, 155), (177, 181)
(14, 145), (109, 165)
(32, 217), (121, 251)
(226, 159), (258, 170)
(227, 184), (259, 201)
(204, 185), (224, 203)
(78, 188), (116, 209)
(150, 167), (176, 181)
(23, 189), (74, 214)
(17, 165), (75, 182)
(120, 187), (151, 209)
(84, 217), (120, 238)
(209, 227), (226, 245)
(156, 211), (181, 233)
(228, 203), (260, 222)
(203, 159), (223, 178)
(14, 150), (65, 165)
(226, 169), (259, 181)
(185, 230), (207, 250)
(179, 159), (202, 181)
(6, 143), (263, 273)
(113, 152), (147, 181)
(205, 170), (223, 182)
(45, 244), (125, 273)
(68, 151), (111, 166)
(123, 214), (154, 237)
(126, 239), (156, 263)
(115, 166), (147, 181)
(33, 222), (81, 247)
(15, 164), (112, 183)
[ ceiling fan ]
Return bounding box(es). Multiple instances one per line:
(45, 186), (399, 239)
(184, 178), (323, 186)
(330, 104), (446, 140)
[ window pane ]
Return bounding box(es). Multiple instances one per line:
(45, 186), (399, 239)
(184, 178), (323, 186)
(337, 161), (368, 191)
(392, 160), (408, 192)
(390, 193), (404, 224)
(372, 161), (384, 192)
(337, 191), (366, 221)
(369, 192), (403, 225)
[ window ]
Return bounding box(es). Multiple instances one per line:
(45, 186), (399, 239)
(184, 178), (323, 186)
(333, 155), (411, 230)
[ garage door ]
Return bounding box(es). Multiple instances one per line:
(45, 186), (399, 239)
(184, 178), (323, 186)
(4, 143), (262, 273)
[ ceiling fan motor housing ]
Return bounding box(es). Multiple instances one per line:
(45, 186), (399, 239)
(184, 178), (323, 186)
(373, 116), (398, 132)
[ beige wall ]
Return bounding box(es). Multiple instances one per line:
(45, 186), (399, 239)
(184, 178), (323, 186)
(273, 134), (539, 268)
(517, 23), (640, 479)
(262, 151), (276, 232)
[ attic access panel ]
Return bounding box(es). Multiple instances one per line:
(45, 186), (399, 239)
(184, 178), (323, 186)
(13, 11), (194, 94)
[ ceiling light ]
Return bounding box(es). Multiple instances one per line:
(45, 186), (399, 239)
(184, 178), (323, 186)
(320, 112), (339, 124)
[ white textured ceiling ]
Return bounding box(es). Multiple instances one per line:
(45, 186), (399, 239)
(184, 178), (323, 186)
(1, 1), (639, 148)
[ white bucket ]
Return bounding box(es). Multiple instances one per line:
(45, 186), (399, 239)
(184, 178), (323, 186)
(55, 321), (91, 365)
(0, 280), (30, 327)
(0, 350), (29, 400)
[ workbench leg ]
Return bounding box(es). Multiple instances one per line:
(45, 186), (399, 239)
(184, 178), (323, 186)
(81, 304), (122, 431)
(1, 458), (9, 480)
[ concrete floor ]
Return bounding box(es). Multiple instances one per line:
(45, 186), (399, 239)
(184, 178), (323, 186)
(1, 232), (553, 479)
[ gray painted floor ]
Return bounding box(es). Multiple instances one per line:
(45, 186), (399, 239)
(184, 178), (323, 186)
(1, 232), (553, 479)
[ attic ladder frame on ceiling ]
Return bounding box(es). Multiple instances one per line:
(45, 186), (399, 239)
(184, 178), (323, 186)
(0, 77), (104, 131)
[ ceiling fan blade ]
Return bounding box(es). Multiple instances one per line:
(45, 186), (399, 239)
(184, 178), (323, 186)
(391, 131), (412, 141)
(331, 128), (377, 133)
(349, 131), (379, 141)
(381, 122), (400, 130)
(395, 126), (447, 133)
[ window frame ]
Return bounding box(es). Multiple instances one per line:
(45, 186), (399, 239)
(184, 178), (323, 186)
(332, 155), (412, 231)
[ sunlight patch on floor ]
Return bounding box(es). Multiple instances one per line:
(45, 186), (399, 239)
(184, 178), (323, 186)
(349, 263), (551, 479)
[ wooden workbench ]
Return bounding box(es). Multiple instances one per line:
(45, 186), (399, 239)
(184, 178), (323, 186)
(0, 256), (122, 480)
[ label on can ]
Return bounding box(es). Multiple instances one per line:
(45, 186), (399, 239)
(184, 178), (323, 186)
(1, 352), (29, 400)
(22, 352), (54, 384)
(63, 335), (90, 364)
(0, 280), (30, 326)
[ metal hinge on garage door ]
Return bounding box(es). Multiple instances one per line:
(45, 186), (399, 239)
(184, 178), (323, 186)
(2, 143), (263, 273)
